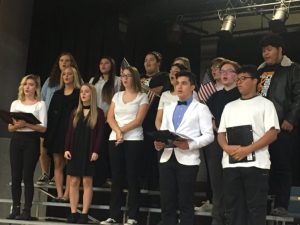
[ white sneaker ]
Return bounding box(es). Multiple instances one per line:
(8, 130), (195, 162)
(124, 218), (138, 225)
(100, 218), (117, 224)
(194, 200), (213, 212)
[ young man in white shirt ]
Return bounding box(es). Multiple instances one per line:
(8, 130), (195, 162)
(154, 71), (214, 225)
(218, 65), (280, 225)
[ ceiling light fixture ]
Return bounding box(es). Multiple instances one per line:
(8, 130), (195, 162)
(269, 1), (289, 33)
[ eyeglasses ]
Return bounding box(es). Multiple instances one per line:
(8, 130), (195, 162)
(120, 74), (133, 79)
(220, 69), (236, 75)
(236, 76), (253, 82)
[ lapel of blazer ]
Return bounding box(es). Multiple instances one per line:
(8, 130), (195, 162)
(175, 100), (197, 133)
(167, 102), (177, 132)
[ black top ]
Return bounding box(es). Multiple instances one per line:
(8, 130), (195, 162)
(206, 87), (241, 128)
(141, 72), (169, 132)
(44, 88), (80, 153)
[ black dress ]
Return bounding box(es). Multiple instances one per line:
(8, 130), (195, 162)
(66, 114), (95, 177)
(45, 88), (79, 154)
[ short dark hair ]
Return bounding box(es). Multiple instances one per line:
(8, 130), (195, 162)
(175, 71), (196, 85)
(237, 65), (260, 80)
(260, 33), (285, 52)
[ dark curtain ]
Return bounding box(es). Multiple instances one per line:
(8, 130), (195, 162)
(26, 0), (202, 84)
(26, 0), (123, 83)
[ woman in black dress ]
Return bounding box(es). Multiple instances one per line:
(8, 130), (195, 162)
(44, 66), (81, 202)
(64, 83), (105, 223)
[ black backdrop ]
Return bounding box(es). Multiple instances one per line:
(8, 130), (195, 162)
(26, 0), (202, 83)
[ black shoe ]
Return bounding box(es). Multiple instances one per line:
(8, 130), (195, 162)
(77, 213), (88, 224)
(36, 173), (50, 185)
(6, 206), (20, 219)
(270, 207), (288, 216)
(15, 210), (33, 220)
(102, 179), (112, 188)
(67, 213), (79, 223)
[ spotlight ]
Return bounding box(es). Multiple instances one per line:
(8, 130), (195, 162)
(218, 15), (236, 38)
(269, 3), (289, 33)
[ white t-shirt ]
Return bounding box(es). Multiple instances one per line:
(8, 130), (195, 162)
(89, 76), (121, 114)
(10, 100), (47, 132)
(218, 95), (280, 169)
(109, 91), (149, 141)
(158, 91), (179, 110)
(158, 90), (199, 110)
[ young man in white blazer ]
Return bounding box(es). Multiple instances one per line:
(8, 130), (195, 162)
(154, 71), (214, 225)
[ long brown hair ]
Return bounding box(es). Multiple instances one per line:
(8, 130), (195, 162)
(91, 56), (117, 104)
(49, 52), (81, 87)
(120, 66), (142, 92)
(73, 83), (98, 129)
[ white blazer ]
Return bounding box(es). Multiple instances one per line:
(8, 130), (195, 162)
(160, 99), (214, 165)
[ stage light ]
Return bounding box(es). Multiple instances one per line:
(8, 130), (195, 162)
(269, 2), (289, 33)
(218, 14), (236, 38)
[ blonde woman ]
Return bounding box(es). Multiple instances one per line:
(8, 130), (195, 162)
(7, 74), (47, 220)
(44, 66), (81, 202)
(64, 84), (105, 223)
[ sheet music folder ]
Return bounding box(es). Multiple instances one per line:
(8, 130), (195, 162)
(0, 110), (41, 125)
(147, 130), (193, 148)
(226, 125), (255, 164)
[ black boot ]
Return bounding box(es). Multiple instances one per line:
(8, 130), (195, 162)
(6, 206), (20, 219)
(67, 212), (79, 223)
(15, 209), (32, 220)
(77, 213), (88, 224)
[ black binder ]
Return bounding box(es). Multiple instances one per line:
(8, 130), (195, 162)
(0, 110), (41, 125)
(226, 125), (255, 163)
(147, 130), (192, 148)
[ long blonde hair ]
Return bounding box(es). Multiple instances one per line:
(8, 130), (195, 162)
(60, 66), (81, 89)
(73, 83), (98, 129)
(18, 74), (41, 101)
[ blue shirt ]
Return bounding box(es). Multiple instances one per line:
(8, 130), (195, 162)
(172, 96), (193, 131)
(41, 77), (61, 110)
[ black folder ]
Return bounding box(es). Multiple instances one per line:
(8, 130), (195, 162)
(0, 110), (41, 125)
(226, 125), (255, 164)
(147, 130), (192, 148)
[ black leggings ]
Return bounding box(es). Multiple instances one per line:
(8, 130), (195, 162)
(10, 132), (40, 210)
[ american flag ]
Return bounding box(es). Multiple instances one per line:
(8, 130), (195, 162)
(198, 70), (217, 103)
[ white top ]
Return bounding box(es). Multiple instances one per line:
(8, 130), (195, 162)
(89, 76), (121, 114)
(10, 100), (47, 132)
(160, 99), (214, 165)
(218, 96), (280, 169)
(109, 91), (149, 141)
(158, 90), (199, 110)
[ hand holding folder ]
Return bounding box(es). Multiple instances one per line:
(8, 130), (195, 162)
(226, 125), (255, 163)
(0, 110), (41, 125)
(147, 130), (193, 148)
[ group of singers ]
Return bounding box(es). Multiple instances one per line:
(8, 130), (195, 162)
(5, 33), (300, 225)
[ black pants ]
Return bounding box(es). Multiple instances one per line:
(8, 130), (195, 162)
(159, 152), (199, 225)
(109, 140), (143, 221)
(203, 139), (225, 225)
(223, 167), (269, 225)
(269, 130), (295, 209)
(10, 132), (40, 210)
